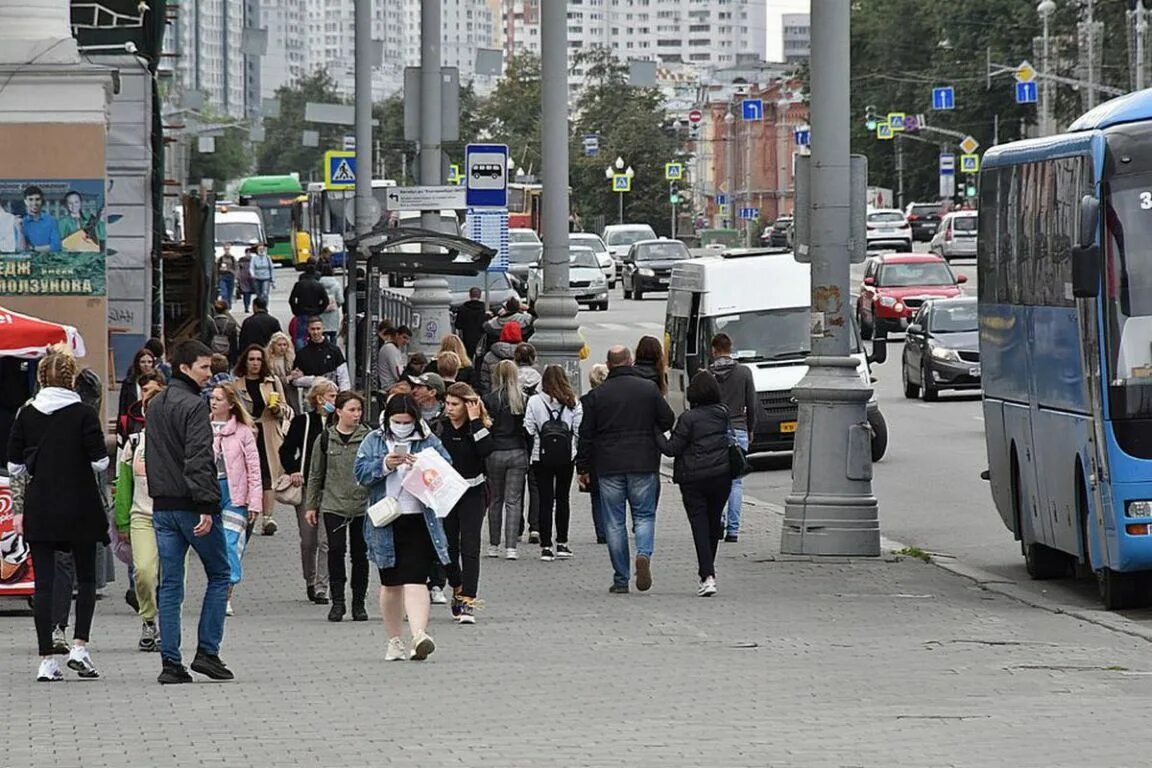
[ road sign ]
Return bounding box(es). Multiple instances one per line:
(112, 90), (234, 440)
(716, 193), (728, 205)
(612, 174), (632, 193)
(583, 133), (599, 157)
(465, 143), (508, 208)
(741, 98), (763, 121)
(448, 164), (462, 185)
(665, 162), (683, 181)
(959, 135), (980, 155)
(1015, 81), (1038, 104)
(888, 112), (906, 132)
(466, 207), (510, 273)
(903, 114), (921, 133)
(342, 134), (356, 150)
(939, 153), (956, 175)
(931, 86), (955, 111)
(688, 109), (703, 124)
(380, 185), (466, 211)
(939, 174), (956, 199)
(739, 207), (760, 220)
(794, 126), (811, 146)
(876, 123), (894, 140)
(718, 203), (731, 218)
(960, 154), (980, 174)
(1015, 60), (1037, 83)
(324, 150), (356, 190)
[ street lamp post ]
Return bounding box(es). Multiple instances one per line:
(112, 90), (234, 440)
(1038, 0), (1056, 135)
(606, 156), (633, 224)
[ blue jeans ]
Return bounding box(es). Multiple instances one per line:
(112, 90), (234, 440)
(255, 279), (272, 303)
(589, 472), (606, 541)
(293, 314), (310, 350)
(218, 273), (235, 308)
(598, 473), (659, 588)
(726, 429), (748, 535)
(153, 509), (230, 664)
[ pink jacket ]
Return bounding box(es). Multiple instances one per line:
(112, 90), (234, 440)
(214, 417), (263, 513)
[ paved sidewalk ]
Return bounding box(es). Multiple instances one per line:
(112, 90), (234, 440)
(3, 478), (1152, 767)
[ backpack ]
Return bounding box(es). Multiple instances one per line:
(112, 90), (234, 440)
(537, 401), (573, 468)
(210, 315), (231, 356)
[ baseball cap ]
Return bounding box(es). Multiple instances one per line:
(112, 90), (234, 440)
(408, 372), (446, 397)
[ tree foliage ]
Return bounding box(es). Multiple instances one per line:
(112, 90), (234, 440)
(256, 70), (347, 180)
(478, 54), (544, 174)
(188, 115), (252, 186)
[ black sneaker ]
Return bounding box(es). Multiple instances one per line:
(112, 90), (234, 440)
(608, 584), (630, 594)
(306, 585), (316, 603)
(157, 661), (193, 685)
(351, 600), (368, 622)
(191, 651), (234, 681)
(556, 543), (573, 559)
(528, 530), (540, 544)
(724, 534), (739, 543)
(313, 591), (329, 605)
(125, 588), (139, 613)
(540, 547), (555, 561)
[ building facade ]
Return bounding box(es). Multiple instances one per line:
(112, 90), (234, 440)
(781, 12), (810, 65)
(169, 0), (253, 118)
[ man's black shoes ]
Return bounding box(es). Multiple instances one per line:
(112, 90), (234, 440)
(157, 660), (193, 685)
(191, 652), (235, 681)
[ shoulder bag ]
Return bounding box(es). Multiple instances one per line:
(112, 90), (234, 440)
(273, 414), (311, 506)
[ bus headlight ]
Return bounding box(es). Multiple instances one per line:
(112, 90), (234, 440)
(930, 345), (960, 362)
(1126, 500), (1152, 518)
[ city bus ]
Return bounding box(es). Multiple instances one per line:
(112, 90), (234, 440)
(978, 91), (1152, 609)
(307, 179), (399, 269)
(508, 182), (542, 232)
(236, 175), (310, 266)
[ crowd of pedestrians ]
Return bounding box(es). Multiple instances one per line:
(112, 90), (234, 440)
(7, 263), (759, 681)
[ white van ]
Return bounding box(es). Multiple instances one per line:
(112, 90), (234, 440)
(664, 250), (888, 461)
(214, 206), (265, 260)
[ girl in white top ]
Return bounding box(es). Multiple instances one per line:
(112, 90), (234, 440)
(523, 364), (583, 561)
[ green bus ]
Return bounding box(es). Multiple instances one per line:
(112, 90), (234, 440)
(236, 175), (309, 266)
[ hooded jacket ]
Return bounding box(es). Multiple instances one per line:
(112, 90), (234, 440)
(711, 356), (758, 433)
(213, 416), (263, 513)
(480, 339), (518, 394)
(655, 403), (732, 485)
(144, 373), (221, 515)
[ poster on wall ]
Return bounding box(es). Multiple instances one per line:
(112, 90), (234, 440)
(0, 179), (106, 296)
(0, 475), (35, 598)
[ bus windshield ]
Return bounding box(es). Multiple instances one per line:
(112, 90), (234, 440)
(216, 222), (262, 245)
(1104, 173), (1152, 417)
(247, 198), (292, 239)
(707, 308), (811, 362)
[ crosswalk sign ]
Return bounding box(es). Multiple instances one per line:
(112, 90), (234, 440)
(877, 123), (894, 140)
(448, 164), (462, 185)
(665, 162), (683, 181)
(960, 154), (980, 174)
(612, 174), (632, 193)
(324, 150), (357, 190)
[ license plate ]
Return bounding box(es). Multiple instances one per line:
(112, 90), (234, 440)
(780, 421), (798, 434)
(969, 366), (981, 377)
(880, 229), (898, 235)
(657, 278), (668, 286)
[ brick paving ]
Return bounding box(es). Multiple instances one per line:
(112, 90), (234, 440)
(3, 481), (1152, 767)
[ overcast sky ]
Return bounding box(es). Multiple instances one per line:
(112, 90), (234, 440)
(765, 0), (810, 62)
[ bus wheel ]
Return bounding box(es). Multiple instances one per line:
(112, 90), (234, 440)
(1013, 451), (1066, 580)
(1098, 568), (1144, 610)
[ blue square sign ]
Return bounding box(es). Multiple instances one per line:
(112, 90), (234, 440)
(1015, 81), (1038, 104)
(465, 143), (509, 208)
(741, 99), (763, 121)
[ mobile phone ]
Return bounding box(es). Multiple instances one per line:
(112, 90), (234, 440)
(394, 443), (410, 456)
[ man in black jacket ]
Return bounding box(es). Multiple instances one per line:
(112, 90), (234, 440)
(577, 345), (674, 594)
(144, 340), (234, 684)
(454, 287), (488, 358)
(710, 332), (758, 542)
(290, 316), (351, 396)
(238, 296), (281, 351)
(288, 262), (329, 349)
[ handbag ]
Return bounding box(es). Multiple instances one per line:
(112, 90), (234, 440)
(367, 495), (402, 527)
(273, 414), (312, 506)
(724, 408), (751, 480)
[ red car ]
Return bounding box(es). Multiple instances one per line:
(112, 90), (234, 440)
(856, 253), (967, 339)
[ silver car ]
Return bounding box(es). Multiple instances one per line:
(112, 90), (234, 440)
(929, 211), (978, 261)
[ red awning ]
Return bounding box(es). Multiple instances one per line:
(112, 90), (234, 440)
(0, 305), (87, 359)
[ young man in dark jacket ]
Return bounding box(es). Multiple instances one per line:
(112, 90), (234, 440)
(291, 316), (352, 395)
(709, 332), (758, 542)
(454, 287), (489, 359)
(238, 296), (281, 351)
(577, 345), (675, 594)
(144, 339), (234, 684)
(288, 263), (330, 349)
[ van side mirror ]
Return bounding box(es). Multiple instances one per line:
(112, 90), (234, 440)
(1072, 244), (1100, 298)
(866, 337), (887, 365)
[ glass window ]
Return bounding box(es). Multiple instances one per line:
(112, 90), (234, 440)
(868, 211), (906, 224)
(703, 308), (811, 362)
(570, 250), (600, 269)
(1103, 171), (1152, 419)
(928, 302), (978, 332)
(978, 168), (1000, 304)
(215, 222), (262, 245)
(952, 215), (978, 232)
(635, 242), (690, 261)
(876, 261), (957, 287)
(509, 229), (540, 244)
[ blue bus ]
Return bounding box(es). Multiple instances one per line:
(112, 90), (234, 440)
(979, 91), (1152, 609)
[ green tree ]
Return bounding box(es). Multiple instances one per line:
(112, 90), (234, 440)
(479, 54), (544, 173)
(187, 116), (253, 186)
(256, 70), (347, 180)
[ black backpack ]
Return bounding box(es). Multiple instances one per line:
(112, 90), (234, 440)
(210, 315), (231, 356)
(537, 403), (573, 468)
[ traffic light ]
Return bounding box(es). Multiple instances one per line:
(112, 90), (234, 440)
(670, 183), (680, 204)
(865, 104), (878, 131)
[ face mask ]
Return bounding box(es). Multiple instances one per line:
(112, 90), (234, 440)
(389, 420), (415, 439)
(321, 401), (335, 414)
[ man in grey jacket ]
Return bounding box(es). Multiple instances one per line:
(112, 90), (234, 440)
(710, 333), (757, 542)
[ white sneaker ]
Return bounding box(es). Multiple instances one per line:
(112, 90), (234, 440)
(36, 658), (63, 682)
(410, 632), (436, 660)
(505, 548), (518, 560)
(486, 545), (501, 558)
(66, 645), (99, 678)
(384, 637), (406, 661)
(226, 600), (234, 617)
(697, 576), (717, 597)
(429, 586), (448, 605)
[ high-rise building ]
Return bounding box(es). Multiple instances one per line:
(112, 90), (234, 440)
(169, 0), (254, 118)
(261, 0), (307, 99)
(781, 13), (810, 65)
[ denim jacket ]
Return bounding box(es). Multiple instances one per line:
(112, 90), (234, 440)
(354, 429), (451, 569)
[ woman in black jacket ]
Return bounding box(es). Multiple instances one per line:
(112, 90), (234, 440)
(438, 382), (494, 623)
(654, 371), (732, 597)
(279, 379), (337, 604)
(7, 352), (110, 681)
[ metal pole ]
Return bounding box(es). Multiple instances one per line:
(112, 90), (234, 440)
(725, 113), (735, 229)
(618, 190), (623, 224)
(781, 0), (879, 556)
(895, 135), (904, 209)
(1139, 3), (1148, 91)
(744, 118), (753, 246)
(1042, 11), (1052, 135)
(531, 0), (583, 386)
(410, 0), (452, 356)
(1086, 0), (1097, 111)
(349, 0), (372, 389)
(670, 182), (676, 239)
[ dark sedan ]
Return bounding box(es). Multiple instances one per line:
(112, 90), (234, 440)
(901, 297), (980, 401)
(621, 239), (692, 300)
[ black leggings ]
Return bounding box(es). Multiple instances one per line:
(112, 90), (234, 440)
(323, 513), (368, 603)
(31, 543), (97, 656)
(445, 487), (486, 598)
(534, 462), (574, 548)
(680, 476), (731, 580)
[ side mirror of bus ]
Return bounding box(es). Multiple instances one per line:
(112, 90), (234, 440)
(1072, 195), (1101, 298)
(1078, 194), (1100, 249)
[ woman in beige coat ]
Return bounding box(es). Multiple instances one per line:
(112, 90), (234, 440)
(232, 343), (291, 535)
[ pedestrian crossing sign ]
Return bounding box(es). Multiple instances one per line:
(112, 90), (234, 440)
(960, 153), (980, 174)
(876, 123), (894, 140)
(612, 174), (632, 193)
(665, 162), (683, 181)
(324, 150), (357, 190)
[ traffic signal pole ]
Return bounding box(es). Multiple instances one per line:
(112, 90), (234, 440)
(781, 0), (880, 557)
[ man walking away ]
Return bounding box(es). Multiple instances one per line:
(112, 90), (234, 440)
(288, 262), (330, 350)
(209, 300), (241, 367)
(710, 333), (757, 542)
(238, 296), (282, 352)
(576, 346), (674, 594)
(217, 244), (237, 309)
(376, 325), (410, 392)
(144, 340), (234, 684)
(454, 287), (489, 359)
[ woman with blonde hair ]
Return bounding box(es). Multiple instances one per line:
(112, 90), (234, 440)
(428, 334), (476, 387)
(8, 352), (109, 681)
(279, 379), (338, 604)
(208, 385), (262, 615)
(232, 343), (291, 536)
(266, 331), (299, 413)
(481, 359), (528, 559)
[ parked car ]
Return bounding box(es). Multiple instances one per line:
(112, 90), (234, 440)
(904, 202), (945, 242)
(901, 297), (981, 401)
(865, 208), (913, 252)
(569, 232), (616, 287)
(507, 228), (543, 291)
(929, 211), (979, 261)
(527, 246), (609, 311)
(856, 253), (967, 339)
(603, 223), (658, 268)
(621, 239), (692, 300)
(760, 215), (793, 247)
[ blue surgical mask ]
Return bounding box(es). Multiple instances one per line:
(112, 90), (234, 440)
(321, 401), (335, 414)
